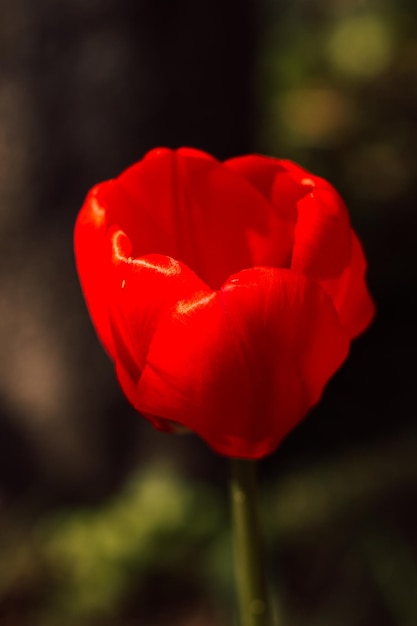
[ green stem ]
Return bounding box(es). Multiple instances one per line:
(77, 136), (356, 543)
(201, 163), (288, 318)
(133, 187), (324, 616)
(230, 459), (271, 626)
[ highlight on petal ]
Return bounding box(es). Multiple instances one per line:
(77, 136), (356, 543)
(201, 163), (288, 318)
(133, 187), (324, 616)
(135, 268), (349, 458)
(74, 182), (115, 357)
(105, 227), (211, 421)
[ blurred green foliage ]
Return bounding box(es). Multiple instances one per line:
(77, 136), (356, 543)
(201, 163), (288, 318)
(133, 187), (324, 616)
(1, 432), (417, 625)
(0, 463), (225, 625)
(42, 465), (224, 623)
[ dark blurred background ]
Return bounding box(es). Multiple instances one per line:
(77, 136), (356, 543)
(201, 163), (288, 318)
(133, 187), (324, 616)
(0, 1), (416, 625)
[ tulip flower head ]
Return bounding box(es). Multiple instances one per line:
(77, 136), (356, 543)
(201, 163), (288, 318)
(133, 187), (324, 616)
(74, 148), (374, 458)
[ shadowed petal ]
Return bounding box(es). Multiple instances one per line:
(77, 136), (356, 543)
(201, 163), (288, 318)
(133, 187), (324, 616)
(224, 154), (284, 200)
(223, 155), (303, 269)
(291, 183), (352, 280)
(280, 160), (352, 280)
(321, 231), (375, 338)
(225, 155), (305, 222)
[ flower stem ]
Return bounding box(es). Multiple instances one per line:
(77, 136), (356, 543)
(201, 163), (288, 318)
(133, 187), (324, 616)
(230, 459), (271, 626)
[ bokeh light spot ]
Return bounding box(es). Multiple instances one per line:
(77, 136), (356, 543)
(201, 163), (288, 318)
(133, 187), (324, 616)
(327, 14), (393, 79)
(279, 87), (355, 146)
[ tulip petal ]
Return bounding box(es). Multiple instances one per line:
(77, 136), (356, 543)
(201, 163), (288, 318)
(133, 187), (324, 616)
(74, 183), (115, 357)
(177, 147), (216, 161)
(321, 230), (375, 338)
(224, 154), (284, 200)
(75, 149), (374, 460)
(279, 159), (316, 184)
(280, 160), (352, 281)
(135, 268), (349, 458)
(225, 155), (306, 223)
(281, 162), (372, 329)
(291, 182), (352, 280)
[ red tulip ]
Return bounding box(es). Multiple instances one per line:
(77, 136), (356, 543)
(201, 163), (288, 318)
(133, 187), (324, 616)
(74, 147), (374, 458)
